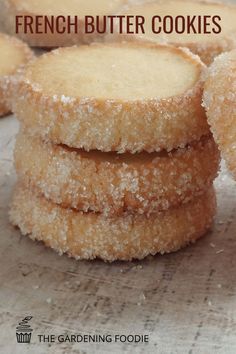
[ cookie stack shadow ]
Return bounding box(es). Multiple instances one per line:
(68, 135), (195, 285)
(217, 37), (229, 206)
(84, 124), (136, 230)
(10, 42), (220, 262)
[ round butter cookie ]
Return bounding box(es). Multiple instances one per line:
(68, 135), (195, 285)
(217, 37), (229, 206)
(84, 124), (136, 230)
(203, 50), (236, 179)
(15, 131), (220, 215)
(0, 33), (34, 116)
(0, 0), (127, 47)
(113, 0), (236, 65)
(9, 185), (216, 262)
(12, 42), (209, 153)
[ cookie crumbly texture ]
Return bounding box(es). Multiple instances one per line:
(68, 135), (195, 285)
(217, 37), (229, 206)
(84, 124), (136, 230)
(9, 185), (216, 262)
(203, 50), (236, 179)
(111, 0), (236, 65)
(0, 33), (34, 116)
(15, 131), (220, 215)
(0, 0), (127, 47)
(12, 42), (209, 153)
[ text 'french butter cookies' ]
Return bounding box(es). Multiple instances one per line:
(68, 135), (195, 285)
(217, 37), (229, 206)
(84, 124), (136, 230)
(203, 50), (236, 179)
(15, 131), (220, 215)
(114, 0), (236, 65)
(12, 42), (209, 153)
(9, 184), (216, 262)
(0, 33), (34, 117)
(0, 0), (127, 47)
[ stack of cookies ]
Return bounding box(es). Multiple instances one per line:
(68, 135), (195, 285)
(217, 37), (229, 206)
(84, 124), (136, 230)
(10, 42), (220, 262)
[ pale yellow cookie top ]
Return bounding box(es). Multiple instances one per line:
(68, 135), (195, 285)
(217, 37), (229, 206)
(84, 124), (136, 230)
(120, 0), (236, 44)
(9, 0), (126, 16)
(23, 43), (203, 100)
(0, 34), (32, 76)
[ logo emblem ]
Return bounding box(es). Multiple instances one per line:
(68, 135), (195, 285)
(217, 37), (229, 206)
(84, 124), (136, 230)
(16, 316), (33, 344)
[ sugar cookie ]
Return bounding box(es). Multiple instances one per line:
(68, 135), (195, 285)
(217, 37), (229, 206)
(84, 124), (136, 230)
(0, 0), (127, 47)
(203, 50), (236, 179)
(15, 131), (220, 215)
(113, 0), (236, 65)
(9, 184), (216, 262)
(0, 33), (34, 116)
(12, 42), (209, 153)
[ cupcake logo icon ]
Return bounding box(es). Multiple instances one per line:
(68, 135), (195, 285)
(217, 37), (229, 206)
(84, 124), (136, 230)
(16, 316), (33, 344)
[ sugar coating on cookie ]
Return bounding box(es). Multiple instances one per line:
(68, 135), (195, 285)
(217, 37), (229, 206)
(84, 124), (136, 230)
(9, 184), (216, 262)
(12, 42), (209, 153)
(15, 131), (220, 215)
(203, 49), (236, 179)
